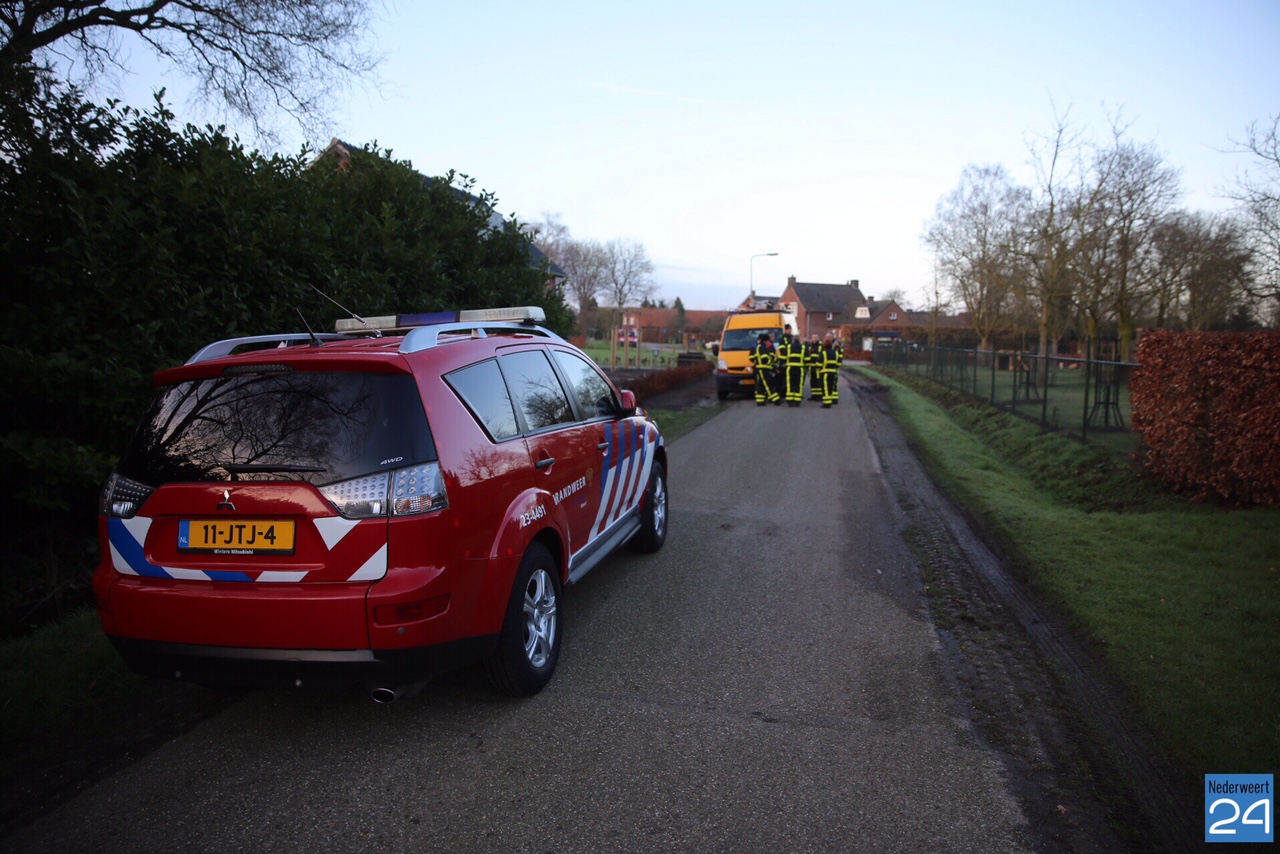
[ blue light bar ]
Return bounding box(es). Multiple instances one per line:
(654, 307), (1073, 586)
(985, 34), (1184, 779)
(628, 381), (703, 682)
(398, 312), (459, 327)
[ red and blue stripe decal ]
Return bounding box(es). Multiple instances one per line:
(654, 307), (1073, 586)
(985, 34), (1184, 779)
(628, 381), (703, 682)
(592, 419), (660, 536)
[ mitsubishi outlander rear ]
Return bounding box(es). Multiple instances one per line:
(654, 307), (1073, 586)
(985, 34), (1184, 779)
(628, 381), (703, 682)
(93, 307), (668, 700)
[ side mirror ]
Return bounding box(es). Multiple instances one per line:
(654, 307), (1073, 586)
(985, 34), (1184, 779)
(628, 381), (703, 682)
(619, 389), (637, 414)
(710, 343), (720, 356)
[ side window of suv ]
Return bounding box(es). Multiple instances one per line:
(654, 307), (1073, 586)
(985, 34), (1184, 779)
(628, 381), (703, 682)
(552, 350), (619, 419)
(446, 359), (520, 442)
(500, 350), (575, 432)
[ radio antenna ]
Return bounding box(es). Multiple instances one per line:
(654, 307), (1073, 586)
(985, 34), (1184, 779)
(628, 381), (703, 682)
(294, 307), (324, 347)
(310, 285), (380, 338)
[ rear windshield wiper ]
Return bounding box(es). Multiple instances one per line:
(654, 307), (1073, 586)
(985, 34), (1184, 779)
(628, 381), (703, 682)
(220, 463), (326, 481)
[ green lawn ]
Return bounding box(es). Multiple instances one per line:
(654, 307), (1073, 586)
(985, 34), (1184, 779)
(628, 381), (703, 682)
(860, 366), (1280, 776)
(580, 340), (694, 371)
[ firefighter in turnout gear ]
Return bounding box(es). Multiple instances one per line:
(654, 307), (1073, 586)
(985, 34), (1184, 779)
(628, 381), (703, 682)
(831, 337), (843, 404)
(779, 325), (806, 406)
(820, 333), (841, 408)
(749, 333), (780, 406)
(773, 324), (795, 403)
(807, 335), (823, 401)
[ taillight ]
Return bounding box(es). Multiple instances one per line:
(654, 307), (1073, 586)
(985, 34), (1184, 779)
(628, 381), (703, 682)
(319, 463), (449, 519)
(320, 472), (391, 518)
(390, 464), (448, 516)
(99, 473), (154, 519)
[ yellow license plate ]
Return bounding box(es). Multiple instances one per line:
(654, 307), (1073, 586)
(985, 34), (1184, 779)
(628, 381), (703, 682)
(178, 520), (296, 554)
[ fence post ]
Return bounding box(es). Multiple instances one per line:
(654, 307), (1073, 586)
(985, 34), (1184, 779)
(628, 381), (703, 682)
(1041, 354), (1050, 429)
(1081, 353), (1091, 442)
(990, 349), (996, 404)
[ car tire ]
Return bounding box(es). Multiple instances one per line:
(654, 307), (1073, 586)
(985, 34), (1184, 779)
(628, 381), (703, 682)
(630, 461), (668, 553)
(484, 543), (561, 696)
(716, 388), (728, 401)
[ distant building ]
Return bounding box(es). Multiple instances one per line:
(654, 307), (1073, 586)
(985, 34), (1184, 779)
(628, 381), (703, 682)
(778, 277), (866, 340)
(740, 276), (972, 350)
(624, 306), (733, 344)
(613, 275), (972, 352)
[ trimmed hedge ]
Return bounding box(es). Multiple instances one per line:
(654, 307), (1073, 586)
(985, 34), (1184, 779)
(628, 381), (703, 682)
(626, 360), (713, 403)
(0, 74), (572, 633)
(1131, 331), (1280, 505)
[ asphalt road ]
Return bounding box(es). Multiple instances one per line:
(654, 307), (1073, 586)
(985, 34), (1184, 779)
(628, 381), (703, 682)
(4, 377), (1035, 853)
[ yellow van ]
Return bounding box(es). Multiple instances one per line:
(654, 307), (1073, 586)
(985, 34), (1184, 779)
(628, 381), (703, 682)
(714, 307), (798, 400)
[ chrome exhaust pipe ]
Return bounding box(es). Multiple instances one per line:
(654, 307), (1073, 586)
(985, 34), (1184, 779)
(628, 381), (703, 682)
(370, 686), (404, 704)
(370, 678), (429, 704)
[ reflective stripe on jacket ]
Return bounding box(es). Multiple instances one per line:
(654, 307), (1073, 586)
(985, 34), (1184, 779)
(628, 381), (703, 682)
(750, 344), (776, 370)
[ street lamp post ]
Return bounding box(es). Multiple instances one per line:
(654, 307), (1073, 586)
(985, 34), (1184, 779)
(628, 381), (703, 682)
(750, 252), (778, 303)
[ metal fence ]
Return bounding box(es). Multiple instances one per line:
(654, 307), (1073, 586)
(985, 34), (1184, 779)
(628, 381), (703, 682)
(872, 342), (1139, 448)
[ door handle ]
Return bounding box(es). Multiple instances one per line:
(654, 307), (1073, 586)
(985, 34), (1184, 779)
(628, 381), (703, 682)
(535, 457), (555, 470)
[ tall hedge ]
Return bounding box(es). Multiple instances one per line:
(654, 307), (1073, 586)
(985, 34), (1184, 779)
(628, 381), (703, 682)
(1130, 330), (1280, 505)
(0, 70), (569, 629)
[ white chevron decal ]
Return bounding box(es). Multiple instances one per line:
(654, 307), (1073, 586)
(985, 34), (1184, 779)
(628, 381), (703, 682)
(314, 517), (361, 550)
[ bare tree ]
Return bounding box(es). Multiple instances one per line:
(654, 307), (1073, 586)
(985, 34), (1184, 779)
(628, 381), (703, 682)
(530, 213), (608, 315)
(876, 287), (908, 307)
(1077, 126), (1182, 359)
(1227, 114), (1280, 321)
(1183, 215), (1253, 331)
(601, 237), (655, 325)
(1015, 107), (1113, 370)
(924, 163), (1027, 350)
(0, 0), (379, 138)
(921, 257), (956, 349)
(1147, 211), (1254, 331)
(1149, 211), (1198, 328)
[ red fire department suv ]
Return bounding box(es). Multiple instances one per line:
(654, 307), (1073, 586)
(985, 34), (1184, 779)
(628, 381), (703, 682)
(94, 307), (668, 700)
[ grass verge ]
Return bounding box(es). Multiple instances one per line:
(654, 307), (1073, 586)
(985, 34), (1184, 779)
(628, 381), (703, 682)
(0, 607), (237, 833)
(859, 366), (1280, 777)
(643, 404), (723, 442)
(0, 608), (135, 765)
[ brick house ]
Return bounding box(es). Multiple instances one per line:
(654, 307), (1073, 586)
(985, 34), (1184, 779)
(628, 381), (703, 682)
(624, 307), (732, 345)
(777, 277), (867, 341)
(844, 298), (911, 349)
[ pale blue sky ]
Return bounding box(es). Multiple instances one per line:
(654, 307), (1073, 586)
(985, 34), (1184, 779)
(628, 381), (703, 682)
(111, 1), (1279, 311)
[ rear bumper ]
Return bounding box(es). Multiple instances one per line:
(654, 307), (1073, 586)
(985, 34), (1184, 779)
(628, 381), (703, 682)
(108, 634), (498, 691)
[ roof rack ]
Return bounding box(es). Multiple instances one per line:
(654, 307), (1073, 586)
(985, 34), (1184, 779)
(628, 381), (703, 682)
(333, 306), (563, 354)
(185, 333), (350, 365)
(400, 321), (564, 354)
(185, 307), (560, 364)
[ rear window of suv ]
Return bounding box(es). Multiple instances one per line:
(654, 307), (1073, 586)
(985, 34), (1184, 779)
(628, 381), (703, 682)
(117, 371), (436, 486)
